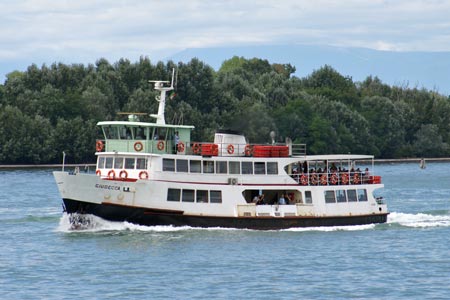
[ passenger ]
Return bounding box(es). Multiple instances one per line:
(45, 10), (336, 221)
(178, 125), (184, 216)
(363, 168), (370, 183)
(252, 195), (260, 203)
(256, 194), (265, 205)
(330, 163), (337, 172)
(173, 131), (180, 154)
(278, 193), (286, 205)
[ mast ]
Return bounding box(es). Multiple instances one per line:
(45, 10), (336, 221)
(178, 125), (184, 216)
(149, 69), (175, 125)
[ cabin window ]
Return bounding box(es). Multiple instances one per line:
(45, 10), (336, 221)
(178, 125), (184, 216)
(104, 126), (119, 139)
(325, 190), (336, 203)
(336, 190), (347, 203)
(136, 158), (147, 169)
(347, 189), (357, 202)
(114, 157), (124, 169)
(182, 189), (195, 202)
(229, 161), (240, 174)
(216, 161), (227, 174)
(167, 188), (181, 202)
(254, 162), (266, 175)
(125, 158), (135, 169)
(267, 162), (278, 174)
(105, 157), (113, 169)
(196, 190), (209, 203)
(242, 161), (253, 174)
(357, 189), (368, 202)
(136, 127), (146, 139)
(305, 191), (312, 204)
(163, 159), (175, 172)
(190, 160), (201, 173)
(176, 159), (188, 172)
(203, 161), (214, 174)
(98, 157), (105, 169)
(210, 191), (222, 203)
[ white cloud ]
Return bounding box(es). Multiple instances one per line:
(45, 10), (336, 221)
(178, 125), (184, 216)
(0, 0), (449, 73)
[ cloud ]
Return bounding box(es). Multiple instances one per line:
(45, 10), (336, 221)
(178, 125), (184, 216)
(0, 0), (449, 75)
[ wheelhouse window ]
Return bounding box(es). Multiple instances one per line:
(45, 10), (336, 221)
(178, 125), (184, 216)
(98, 157), (105, 169)
(229, 161), (240, 174)
(325, 190), (336, 203)
(242, 161), (253, 174)
(190, 160), (201, 173)
(358, 189), (368, 202)
(176, 159), (188, 172)
(182, 189), (195, 202)
(196, 190), (209, 203)
(136, 158), (147, 169)
(254, 162), (266, 175)
(267, 162), (278, 174)
(105, 157), (113, 168)
(210, 191), (222, 203)
(125, 158), (135, 169)
(167, 188), (181, 202)
(347, 189), (357, 202)
(114, 157), (123, 169)
(163, 158), (175, 171)
(336, 190), (347, 203)
(216, 161), (227, 174)
(305, 191), (312, 204)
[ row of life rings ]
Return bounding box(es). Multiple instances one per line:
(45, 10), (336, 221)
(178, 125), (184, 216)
(299, 173), (360, 185)
(96, 170), (149, 180)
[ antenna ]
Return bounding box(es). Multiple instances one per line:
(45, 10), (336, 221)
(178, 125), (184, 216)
(148, 68), (176, 125)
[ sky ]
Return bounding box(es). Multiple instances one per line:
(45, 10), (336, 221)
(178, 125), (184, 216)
(1, 0), (450, 80)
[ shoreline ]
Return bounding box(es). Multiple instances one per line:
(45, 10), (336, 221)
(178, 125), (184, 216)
(1, 158), (450, 169)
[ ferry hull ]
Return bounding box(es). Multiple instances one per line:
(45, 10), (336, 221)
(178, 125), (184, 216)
(63, 198), (388, 230)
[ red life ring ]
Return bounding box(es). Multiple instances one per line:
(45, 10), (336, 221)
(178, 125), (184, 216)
(330, 173), (338, 185)
(227, 144), (234, 154)
(119, 170), (128, 179)
(310, 174), (318, 185)
(192, 143), (200, 154)
(245, 144), (253, 156)
(177, 142), (185, 152)
(353, 173), (360, 184)
(96, 170), (101, 176)
(139, 171), (149, 180)
(96, 140), (104, 152)
(157, 141), (165, 151)
(320, 174), (328, 185)
(300, 174), (308, 185)
(108, 170), (116, 179)
(341, 173), (349, 185)
(134, 141), (143, 152)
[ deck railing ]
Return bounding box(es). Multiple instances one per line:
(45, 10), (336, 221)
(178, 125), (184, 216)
(289, 171), (382, 186)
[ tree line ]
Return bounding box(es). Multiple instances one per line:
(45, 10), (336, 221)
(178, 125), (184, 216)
(1, 56), (449, 164)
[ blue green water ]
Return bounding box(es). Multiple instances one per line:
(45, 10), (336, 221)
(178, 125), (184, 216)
(1, 163), (449, 299)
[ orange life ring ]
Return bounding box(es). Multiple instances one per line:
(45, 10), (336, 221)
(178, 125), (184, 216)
(341, 173), (349, 185)
(96, 140), (104, 152)
(139, 171), (149, 180)
(353, 173), (360, 184)
(96, 170), (101, 176)
(310, 174), (318, 185)
(320, 174), (328, 185)
(157, 140), (165, 151)
(300, 174), (308, 185)
(134, 141), (143, 152)
(244, 144), (253, 156)
(119, 170), (128, 179)
(330, 173), (338, 185)
(108, 170), (116, 179)
(177, 142), (185, 153)
(192, 143), (200, 154)
(227, 144), (234, 154)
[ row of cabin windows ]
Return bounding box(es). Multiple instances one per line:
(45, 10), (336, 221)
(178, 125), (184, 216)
(324, 189), (367, 204)
(97, 157), (148, 170)
(163, 159), (278, 175)
(167, 189), (222, 203)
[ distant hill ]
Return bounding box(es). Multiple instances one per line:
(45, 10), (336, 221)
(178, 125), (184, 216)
(168, 44), (450, 96)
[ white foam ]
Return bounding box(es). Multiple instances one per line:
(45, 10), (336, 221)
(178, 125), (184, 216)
(283, 224), (376, 232)
(387, 212), (450, 228)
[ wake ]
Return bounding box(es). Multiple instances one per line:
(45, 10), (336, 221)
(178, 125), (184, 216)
(387, 211), (450, 228)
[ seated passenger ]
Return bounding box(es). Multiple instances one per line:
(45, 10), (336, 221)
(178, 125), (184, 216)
(256, 194), (265, 205)
(278, 194), (286, 205)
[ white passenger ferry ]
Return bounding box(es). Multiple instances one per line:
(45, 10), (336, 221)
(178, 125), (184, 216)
(53, 72), (388, 230)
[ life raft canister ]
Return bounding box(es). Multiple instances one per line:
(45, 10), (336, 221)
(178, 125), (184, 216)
(320, 174), (328, 185)
(330, 173), (338, 185)
(353, 173), (360, 184)
(300, 174), (308, 185)
(310, 174), (318, 185)
(134, 141), (143, 152)
(341, 173), (349, 185)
